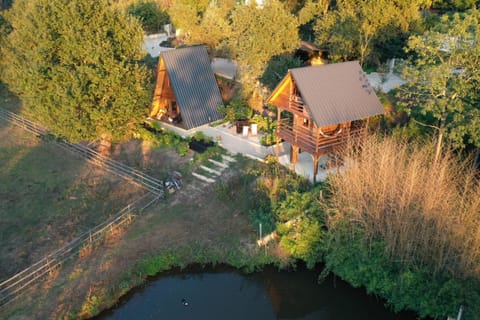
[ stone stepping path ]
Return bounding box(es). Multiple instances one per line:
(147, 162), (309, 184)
(192, 154), (236, 184)
(208, 159), (228, 169)
(192, 172), (216, 184)
(221, 155), (236, 163)
(200, 164), (222, 176)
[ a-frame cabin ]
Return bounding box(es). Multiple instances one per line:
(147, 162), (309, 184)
(267, 61), (384, 181)
(150, 46), (224, 130)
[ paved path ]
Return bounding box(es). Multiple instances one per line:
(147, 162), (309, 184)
(158, 120), (336, 182)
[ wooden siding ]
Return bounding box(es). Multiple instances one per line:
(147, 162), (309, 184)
(270, 74), (360, 158)
(277, 119), (363, 156)
(271, 73), (365, 158)
(150, 57), (176, 118)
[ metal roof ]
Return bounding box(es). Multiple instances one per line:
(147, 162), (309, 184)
(161, 46), (224, 129)
(290, 61), (384, 127)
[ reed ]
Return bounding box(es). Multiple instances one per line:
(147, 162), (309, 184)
(327, 135), (480, 279)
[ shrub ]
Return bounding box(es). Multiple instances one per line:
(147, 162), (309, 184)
(135, 124), (189, 156)
(249, 207), (276, 235)
(250, 114), (278, 146)
(218, 98), (253, 123)
(137, 253), (178, 277)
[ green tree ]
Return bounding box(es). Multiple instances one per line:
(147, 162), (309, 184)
(127, 0), (170, 34)
(229, 0), (299, 97)
(0, 0), (13, 10)
(168, 0), (234, 51)
(314, 0), (422, 65)
(260, 54), (303, 90)
(167, 0), (208, 39)
(432, 0), (478, 11)
(276, 190), (325, 268)
(0, 0), (150, 143)
(298, 0), (331, 25)
(280, 0), (307, 13)
(399, 10), (480, 162)
(297, 0), (331, 41)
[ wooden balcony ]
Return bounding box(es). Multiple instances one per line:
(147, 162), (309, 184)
(274, 92), (306, 117)
(277, 119), (365, 156)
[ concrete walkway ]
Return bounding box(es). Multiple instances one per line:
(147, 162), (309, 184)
(366, 72), (406, 93)
(157, 120), (338, 182)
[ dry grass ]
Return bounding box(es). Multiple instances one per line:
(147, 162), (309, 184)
(0, 122), (145, 278)
(327, 135), (480, 279)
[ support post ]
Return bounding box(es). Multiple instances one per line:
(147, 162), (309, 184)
(276, 107), (281, 160)
(290, 145), (299, 167)
(313, 155), (319, 184)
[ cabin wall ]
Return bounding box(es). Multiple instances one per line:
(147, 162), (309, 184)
(151, 57), (178, 120)
(272, 73), (360, 158)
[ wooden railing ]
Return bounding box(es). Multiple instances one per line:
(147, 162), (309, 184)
(274, 92), (306, 117)
(288, 96), (305, 115)
(0, 108), (164, 196)
(0, 192), (159, 308)
(277, 119), (365, 155)
(0, 108), (165, 308)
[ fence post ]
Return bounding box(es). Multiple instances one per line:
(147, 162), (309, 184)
(457, 305), (464, 320)
(46, 257), (52, 274)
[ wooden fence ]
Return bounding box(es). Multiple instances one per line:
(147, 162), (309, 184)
(0, 108), (164, 196)
(0, 108), (165, 308)
(0, 191), (159, 308)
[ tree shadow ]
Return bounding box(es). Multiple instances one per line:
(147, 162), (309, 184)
(0, 120), (145, 279)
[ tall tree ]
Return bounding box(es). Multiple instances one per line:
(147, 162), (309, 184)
(298, 0), (330, 24)
(314, 0), (422, 65)
(261, 54), (303, 91)
(168, 0), (233, 51)
(399, 10), (480, 163)
(127, 0), (170, 34)
(167, 0), (208, 39)
(0, 0), (150, 143)
(297, 0), (331, 41)
(0, 0), (13, 10)
(229, 0), (299, 97)
(432, 0), (478, 11)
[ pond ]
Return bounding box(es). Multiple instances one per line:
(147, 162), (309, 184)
(96, 265), (418, 320)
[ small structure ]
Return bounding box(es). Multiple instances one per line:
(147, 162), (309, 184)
(298, 41), (327, 66)
(267, 61), (384, 181)
(150, 46), (224, 130)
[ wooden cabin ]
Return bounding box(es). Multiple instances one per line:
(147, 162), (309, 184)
(267, 61), (384, 180)
(150, 46), (224, 130)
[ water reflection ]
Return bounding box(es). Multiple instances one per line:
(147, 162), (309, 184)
(97, 266), (417, 320)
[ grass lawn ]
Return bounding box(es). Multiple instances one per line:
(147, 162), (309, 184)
(0, 85), (147, 278)
(0, 121), (145, 278)
(0, 156), (285, 319)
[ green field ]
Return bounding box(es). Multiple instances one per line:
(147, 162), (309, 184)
(0, 119), (145, 278)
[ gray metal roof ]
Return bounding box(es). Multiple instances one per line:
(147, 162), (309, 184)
(161, 46), (224, 129)
(290, 61), (384, 127)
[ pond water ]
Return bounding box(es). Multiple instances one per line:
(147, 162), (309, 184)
(96, 265), (418, 320)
